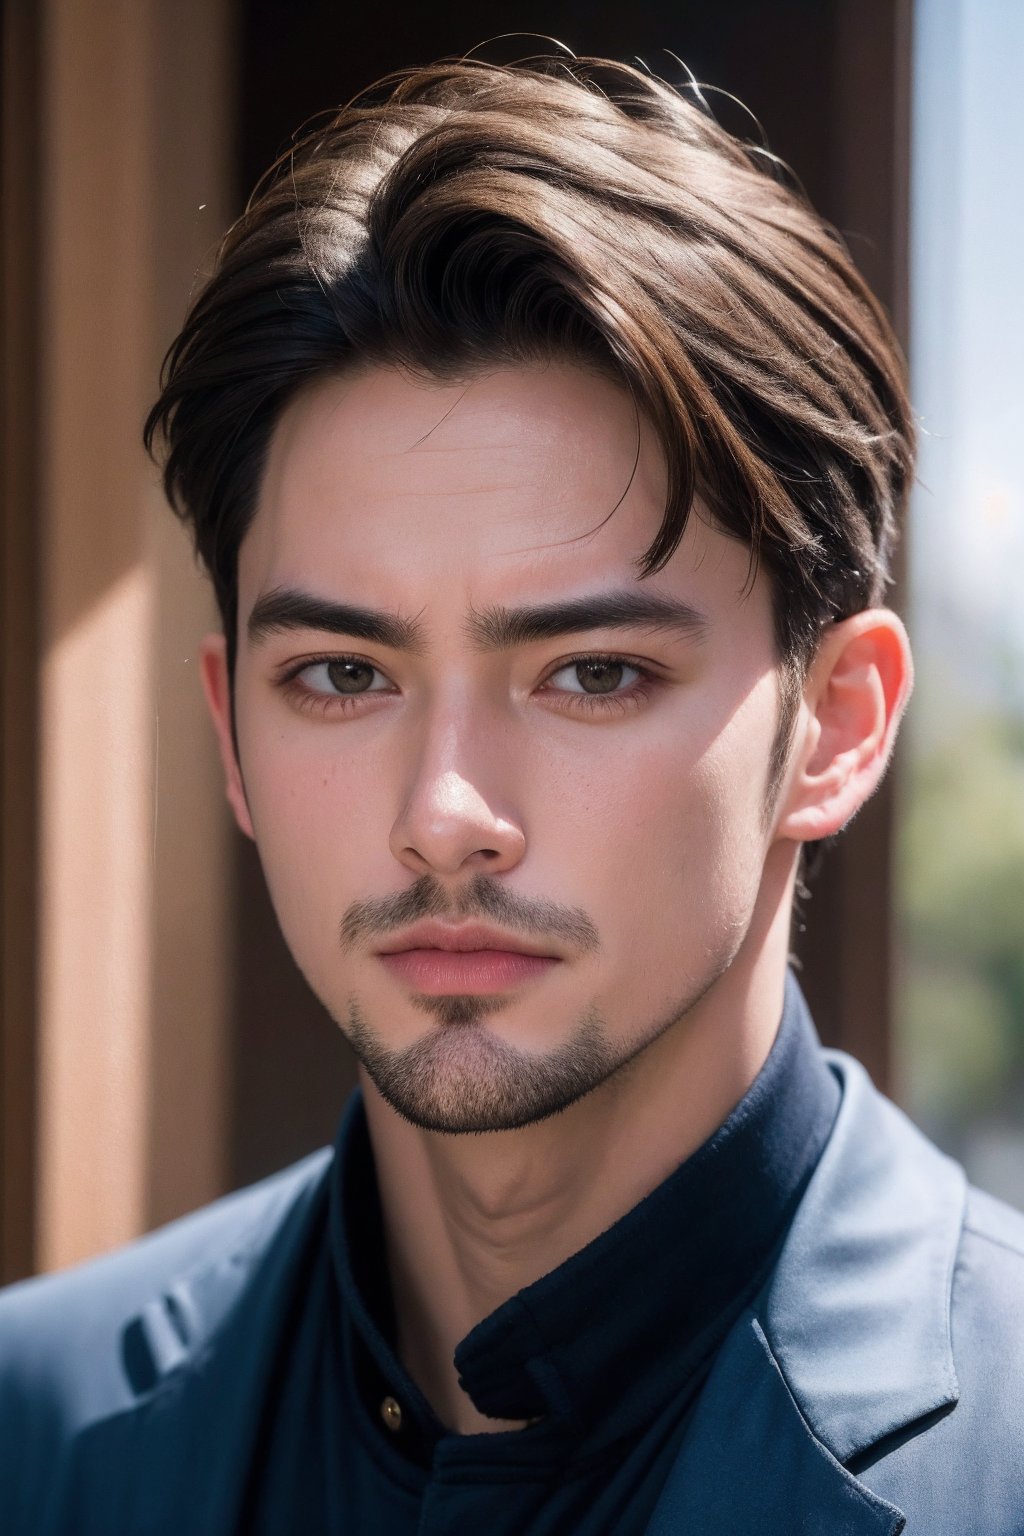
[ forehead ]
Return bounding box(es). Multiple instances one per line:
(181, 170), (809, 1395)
(239, 360), (767, 634)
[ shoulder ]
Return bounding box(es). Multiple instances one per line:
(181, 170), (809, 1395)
(858, 1181), (1024, 1533)
(951, 1182), (1024, 1385)
(767, 1051), (1024, 1532)
(0, 1146), (332, 1446)
(960, 1179), (1024, 1257)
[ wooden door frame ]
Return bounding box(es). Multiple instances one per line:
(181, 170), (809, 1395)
(1, 0), (43, 1284)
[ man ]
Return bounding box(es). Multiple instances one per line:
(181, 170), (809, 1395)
(2, 51), (1022, 1536)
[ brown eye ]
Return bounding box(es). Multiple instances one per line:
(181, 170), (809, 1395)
(284, 656), (393, 702)
(324, 659), (378, 694)
(547, 657), (640, 696)
(574, 660), (625, 694)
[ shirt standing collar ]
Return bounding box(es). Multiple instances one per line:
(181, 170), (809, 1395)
(330, 968), (840, 1449)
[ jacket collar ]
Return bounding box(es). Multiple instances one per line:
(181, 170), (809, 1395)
(645, 1047), (967, 1535)
(763, 1047), (966, 1464)
(63, 1037), (967, 1536)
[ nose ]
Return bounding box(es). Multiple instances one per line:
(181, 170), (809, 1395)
(388, 715), (527, 879)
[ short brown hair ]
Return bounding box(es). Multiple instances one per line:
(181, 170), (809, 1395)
(144, 54), (914, 817)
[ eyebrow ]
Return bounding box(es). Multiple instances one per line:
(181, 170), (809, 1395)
(246, 585), (711, 653)
(247, 587), (427, 652)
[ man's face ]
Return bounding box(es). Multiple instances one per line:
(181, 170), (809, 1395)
(227, 361), (790, 1133)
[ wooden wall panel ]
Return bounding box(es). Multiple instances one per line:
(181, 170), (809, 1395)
(2, 0), (236, 1277)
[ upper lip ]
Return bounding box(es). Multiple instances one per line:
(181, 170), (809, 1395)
(375, 921), (559, 958)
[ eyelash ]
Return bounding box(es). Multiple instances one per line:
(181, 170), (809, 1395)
(275, 652), (662, 720)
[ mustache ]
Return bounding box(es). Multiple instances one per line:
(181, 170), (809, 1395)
(338, 872), (600, 954)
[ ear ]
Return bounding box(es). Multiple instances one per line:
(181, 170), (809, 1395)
(775, 609), (914, 844)
(198, 631), (256, 841)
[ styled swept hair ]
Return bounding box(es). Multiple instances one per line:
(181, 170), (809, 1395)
(144, 54), (915, 814)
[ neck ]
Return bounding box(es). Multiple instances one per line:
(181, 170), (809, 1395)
(361, 857), (796, 1434)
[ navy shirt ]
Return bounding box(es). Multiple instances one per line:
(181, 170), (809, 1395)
(241, 971), (840, 1534)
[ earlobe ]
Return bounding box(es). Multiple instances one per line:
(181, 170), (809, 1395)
(198, 632), (256, 842)
(775, 609), (913, 845)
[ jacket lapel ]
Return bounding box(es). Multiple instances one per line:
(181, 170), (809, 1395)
(647, 1049), (966, 1535)
(645, 1314), (907, 1535)
(762, 1048), (966, 1463)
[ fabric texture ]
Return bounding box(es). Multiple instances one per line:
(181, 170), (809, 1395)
(2, 972), (1024, 1534)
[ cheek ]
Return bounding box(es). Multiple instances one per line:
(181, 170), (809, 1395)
(241, 733), (390, 944)
(548, 704), (774, 982)
(600, 753), (753, 913)
(680, 694), (778, 915)
(535, 740), (734, 915)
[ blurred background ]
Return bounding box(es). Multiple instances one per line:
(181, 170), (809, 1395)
(2, 0), (1021, 1282)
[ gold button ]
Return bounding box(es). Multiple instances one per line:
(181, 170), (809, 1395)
(380, 1395), (403, 1432)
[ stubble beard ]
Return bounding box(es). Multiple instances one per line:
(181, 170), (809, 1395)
(341, 960), (729, 1135)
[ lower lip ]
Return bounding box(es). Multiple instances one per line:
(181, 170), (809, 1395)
(378, 949), (560, 994)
